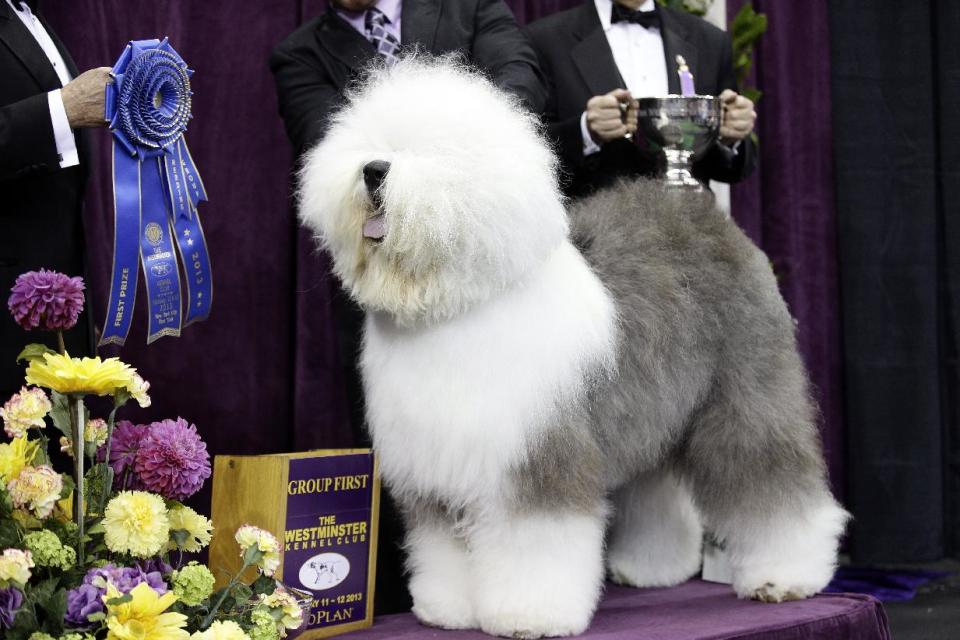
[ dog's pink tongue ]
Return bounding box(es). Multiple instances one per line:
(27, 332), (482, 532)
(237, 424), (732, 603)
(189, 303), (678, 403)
(363, 213), (386, 240)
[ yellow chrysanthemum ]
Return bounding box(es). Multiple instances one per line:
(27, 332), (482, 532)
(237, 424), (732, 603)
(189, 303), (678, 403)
(102, 491), (170, 558)
(166, 505), (213, 553)
(0, 436), (41, 483)
(190, 620), (250, 640)
(104, 582), (189, 640)
(25, 352), (137, 396)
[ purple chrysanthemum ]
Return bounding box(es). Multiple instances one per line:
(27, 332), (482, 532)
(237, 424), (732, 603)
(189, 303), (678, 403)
(134, 417), (211, 500)
(7, 269), (85, 331)
(65, 563), (169, 627)
(99, 419), (148, 490)
(0, 587), (23, 629)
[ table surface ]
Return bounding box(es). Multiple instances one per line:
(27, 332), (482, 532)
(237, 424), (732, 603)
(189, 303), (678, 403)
(339, 581), (890, 640)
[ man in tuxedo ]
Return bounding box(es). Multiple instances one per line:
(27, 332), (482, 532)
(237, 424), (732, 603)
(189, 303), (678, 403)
(270, 0), (545, 615)
(527, 0), (757, 198)
(270, 0), (546, 157)
(0, 0), (110, 399)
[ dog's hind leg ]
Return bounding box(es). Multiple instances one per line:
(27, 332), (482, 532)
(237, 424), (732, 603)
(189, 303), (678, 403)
(606, 467), (703, 588)
(468, 503), (608, 639)
(404, 502), (477, 630)
(679, 351), (849, 602)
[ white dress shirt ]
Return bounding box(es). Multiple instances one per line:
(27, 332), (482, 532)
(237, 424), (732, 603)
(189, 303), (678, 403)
(581, 0), (667, 156)
(6, 0), (78, 168)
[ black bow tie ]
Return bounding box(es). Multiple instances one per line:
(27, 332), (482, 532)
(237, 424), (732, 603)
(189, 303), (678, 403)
(611, 3), (661, 29)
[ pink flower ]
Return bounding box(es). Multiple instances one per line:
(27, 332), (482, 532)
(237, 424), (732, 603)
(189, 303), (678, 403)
(1, 387), (50, 438)
(7, 269), (85, 332)
(134, 418), (211, 500)
(8, 465), (63, 519)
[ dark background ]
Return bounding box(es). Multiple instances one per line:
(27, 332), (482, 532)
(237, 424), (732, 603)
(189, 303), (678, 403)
(31, 0), (957, 603)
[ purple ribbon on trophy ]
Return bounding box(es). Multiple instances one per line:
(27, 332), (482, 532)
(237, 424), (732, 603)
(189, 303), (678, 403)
(100, 38), (212, 346)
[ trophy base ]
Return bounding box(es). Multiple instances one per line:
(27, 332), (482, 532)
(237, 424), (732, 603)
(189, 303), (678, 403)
(663, 149), (704, 190)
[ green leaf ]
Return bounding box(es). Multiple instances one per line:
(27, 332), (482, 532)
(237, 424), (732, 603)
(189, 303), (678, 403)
(16, 343), (54, 363)
(171, 528), (191, 548)
(0, 518), (20, 547)
(48, 391), (73, 439)
(27, 577), (59, 607)
(252, 574), (276, 596)
(39, 588), (68, 634)
(106, 593), (134, 606)
(741, 87), (762, 105)
(231, 583), (253, 603)
(7, 603), (38, 640)
(114, 387), (132, 408)
(86, 611), (107, 622)
(84, 462), (112, 510)
(242, 544), (264, 567)
(60, 473), (76, 500)
(0, 484), (12, 518)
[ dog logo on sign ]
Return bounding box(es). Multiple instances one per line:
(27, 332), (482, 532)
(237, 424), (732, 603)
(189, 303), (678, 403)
(299, 552), (350, 591)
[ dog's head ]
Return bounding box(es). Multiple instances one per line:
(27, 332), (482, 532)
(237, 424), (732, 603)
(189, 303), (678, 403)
(298, 57), (568, 326)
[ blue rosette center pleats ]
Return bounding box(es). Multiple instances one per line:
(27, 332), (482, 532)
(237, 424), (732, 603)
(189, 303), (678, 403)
(100, 38), (212, 346)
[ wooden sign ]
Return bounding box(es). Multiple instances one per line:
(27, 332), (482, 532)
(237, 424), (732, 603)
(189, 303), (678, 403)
(210, 449), (380, 638)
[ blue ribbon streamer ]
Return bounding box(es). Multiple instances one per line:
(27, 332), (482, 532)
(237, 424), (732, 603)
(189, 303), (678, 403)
(100, 38), (212, 346)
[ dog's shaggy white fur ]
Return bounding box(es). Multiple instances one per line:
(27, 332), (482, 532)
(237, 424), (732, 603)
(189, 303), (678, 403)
(300, 58), (848, 638)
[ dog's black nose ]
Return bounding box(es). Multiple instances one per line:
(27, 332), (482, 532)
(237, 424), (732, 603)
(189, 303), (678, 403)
(363, 160), (390, 194)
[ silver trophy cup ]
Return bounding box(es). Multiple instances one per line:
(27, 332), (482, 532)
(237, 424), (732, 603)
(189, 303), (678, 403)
(635, 96), (721, 189)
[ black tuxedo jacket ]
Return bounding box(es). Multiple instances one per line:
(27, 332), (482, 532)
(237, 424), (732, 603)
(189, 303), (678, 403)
(0, 0), (92, 397)
(269, 0), (546, 156)
(526, 1), (756, 198)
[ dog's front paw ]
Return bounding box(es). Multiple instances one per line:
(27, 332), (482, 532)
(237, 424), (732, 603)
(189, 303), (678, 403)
(476, 599), (593, 639)
(743, 581), (814, 603)
(733, 564), (830, 603)
(408, 558), (477, 629)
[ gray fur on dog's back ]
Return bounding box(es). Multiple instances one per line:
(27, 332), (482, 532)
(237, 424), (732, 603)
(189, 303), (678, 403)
(568, 179), (830, 522)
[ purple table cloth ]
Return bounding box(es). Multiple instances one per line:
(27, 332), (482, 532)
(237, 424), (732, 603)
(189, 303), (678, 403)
(343, 581), (889, 640)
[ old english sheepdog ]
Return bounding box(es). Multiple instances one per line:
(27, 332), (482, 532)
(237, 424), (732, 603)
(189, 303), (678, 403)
(298, 58), (848, 638)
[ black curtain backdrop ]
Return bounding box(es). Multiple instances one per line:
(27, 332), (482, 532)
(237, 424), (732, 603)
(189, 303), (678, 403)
(830, 0), (960, 562)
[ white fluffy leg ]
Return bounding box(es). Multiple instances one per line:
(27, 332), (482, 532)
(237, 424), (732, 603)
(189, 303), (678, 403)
(725, 498), (849, 602)
(406, 518), (477, 629)
(469, 508), (607, 639)
(607, 470), (703, 587)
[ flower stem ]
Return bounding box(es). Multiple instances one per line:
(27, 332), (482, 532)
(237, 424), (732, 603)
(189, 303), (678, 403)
(97, 404), (121, 516)
(69, 396), (86, 566)
(56, 330), (65, 355)
(200, 560), (254, 629)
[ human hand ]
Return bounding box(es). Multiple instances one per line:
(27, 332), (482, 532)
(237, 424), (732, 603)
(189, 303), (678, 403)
(61, 67), (112, 128)
(719, 89), (756, 144)
(585, 89), (638, 144)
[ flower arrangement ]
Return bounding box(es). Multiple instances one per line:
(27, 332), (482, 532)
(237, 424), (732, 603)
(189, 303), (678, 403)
(1, 270), (304, 640)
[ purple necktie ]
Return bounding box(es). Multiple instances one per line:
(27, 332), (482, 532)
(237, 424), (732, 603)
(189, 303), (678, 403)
(365, 8), (400, 67)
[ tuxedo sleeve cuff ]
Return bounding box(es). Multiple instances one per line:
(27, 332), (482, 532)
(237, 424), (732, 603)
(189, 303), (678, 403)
(47, 89), (79, 169)
(580, 112), (601, 156)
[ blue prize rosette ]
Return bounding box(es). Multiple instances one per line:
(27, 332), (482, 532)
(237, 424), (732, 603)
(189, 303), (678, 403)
(100, 38), (212, 346)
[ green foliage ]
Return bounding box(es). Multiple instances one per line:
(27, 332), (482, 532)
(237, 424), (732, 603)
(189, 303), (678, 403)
(83, 463), (112, 512)
(252, 574), (277, 596)
(730, 2), (767, 103)
(657, 0), (712, 17)
(47, 391), (72, 440)
(15, 344), (54, 364)
(0, 517), (20, 547)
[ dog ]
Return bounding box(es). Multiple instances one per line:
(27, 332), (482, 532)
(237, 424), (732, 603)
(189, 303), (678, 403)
(298, 57), (848, 638)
